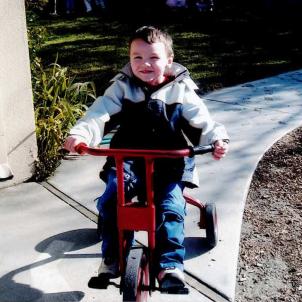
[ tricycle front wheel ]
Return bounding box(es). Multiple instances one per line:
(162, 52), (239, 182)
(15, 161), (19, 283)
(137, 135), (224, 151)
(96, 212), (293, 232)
(123, 247), (149, 302)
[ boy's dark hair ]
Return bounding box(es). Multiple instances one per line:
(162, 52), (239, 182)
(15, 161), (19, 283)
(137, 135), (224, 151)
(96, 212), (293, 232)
(129, 26), (174, 57)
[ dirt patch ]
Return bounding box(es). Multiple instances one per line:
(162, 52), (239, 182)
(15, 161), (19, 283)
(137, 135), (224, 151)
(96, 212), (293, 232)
(236, 127), (302, 301)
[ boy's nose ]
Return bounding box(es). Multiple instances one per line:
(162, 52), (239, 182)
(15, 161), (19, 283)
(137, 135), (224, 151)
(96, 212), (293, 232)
(143, 60), (151, 66)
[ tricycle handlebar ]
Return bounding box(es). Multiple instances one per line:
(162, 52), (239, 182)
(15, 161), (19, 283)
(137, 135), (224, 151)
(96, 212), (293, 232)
(74, 143), (214, 158)
(192, 144), (215, 155)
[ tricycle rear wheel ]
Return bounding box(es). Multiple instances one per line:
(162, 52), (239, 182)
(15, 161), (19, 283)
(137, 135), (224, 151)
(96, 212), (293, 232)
(123, 247), (149, 302)
(205, 203), (218, 248)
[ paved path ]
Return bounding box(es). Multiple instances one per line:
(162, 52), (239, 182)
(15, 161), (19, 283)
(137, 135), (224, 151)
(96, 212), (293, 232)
(1, 70), (301, 302)
(0, 183), (211, 302)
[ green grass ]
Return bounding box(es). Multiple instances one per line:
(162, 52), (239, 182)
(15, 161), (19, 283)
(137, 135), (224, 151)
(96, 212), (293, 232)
(32, 8), (302, 95)
(26, 5), (302, 180)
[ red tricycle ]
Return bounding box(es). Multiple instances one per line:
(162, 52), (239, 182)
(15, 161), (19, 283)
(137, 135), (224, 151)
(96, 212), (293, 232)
(75, 143), (218, 302)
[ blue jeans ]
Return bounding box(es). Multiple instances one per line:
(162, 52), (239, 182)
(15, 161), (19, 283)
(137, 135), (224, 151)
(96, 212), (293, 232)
(97, 168), (186, 272)
(65, 0), (75, 12)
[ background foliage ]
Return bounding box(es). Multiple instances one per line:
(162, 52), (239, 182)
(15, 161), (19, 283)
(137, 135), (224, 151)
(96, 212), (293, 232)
(26, 1), (302, 179)
(27, 5), (96, 181)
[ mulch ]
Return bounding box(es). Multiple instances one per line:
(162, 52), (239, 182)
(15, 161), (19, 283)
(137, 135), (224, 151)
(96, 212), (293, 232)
(236, 127), (302, 301)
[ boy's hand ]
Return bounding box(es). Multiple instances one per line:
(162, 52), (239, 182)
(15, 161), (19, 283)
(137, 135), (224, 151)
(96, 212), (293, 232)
(63, 136), (84, 153)
(213, 140), (229, 160)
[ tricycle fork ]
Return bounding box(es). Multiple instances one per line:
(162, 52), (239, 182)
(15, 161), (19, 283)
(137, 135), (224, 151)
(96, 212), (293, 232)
(184, 193), (206, 229)
(115, 156), (156, 290)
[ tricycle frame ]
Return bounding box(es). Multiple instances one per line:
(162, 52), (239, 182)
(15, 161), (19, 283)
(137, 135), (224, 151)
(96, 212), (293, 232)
(76, 143), (218, 301)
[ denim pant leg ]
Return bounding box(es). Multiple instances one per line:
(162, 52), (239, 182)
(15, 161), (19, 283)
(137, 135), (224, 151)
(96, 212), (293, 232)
(65, 0), (75, 12)
(155, 182), (186, 272)
(96, 169), (138, 259)
(96, 171), (118, 258)
(95, 0), (106, 8)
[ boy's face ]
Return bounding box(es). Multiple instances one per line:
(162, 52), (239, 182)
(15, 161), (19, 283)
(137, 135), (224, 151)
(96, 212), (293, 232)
(130, 39), (173, 86)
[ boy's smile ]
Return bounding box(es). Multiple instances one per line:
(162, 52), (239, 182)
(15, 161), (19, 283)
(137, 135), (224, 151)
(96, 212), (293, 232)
(130, 39), (173, 86)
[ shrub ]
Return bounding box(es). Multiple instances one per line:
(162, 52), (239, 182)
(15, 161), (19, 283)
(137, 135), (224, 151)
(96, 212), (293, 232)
(32, 58), (96, 181)
(26, 8), (96, 181)
(27, 22), (47, 64)
(25, 0), (49, 11)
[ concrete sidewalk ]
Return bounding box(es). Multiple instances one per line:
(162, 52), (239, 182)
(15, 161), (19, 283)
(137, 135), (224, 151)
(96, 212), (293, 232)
(1, 69), (302, 302)
(0, 183), (209, 302)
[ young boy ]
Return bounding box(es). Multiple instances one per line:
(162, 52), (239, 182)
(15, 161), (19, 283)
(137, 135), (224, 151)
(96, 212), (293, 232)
(64, 26), (229, 290)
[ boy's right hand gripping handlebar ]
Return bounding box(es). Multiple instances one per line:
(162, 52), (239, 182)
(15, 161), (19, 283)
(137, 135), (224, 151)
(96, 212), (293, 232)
(74, 143), (215, 157)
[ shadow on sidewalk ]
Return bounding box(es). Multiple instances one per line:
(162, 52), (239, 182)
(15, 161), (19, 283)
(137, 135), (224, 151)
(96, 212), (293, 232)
(184, 237), (212, 260)
(0, 228), (100, 302)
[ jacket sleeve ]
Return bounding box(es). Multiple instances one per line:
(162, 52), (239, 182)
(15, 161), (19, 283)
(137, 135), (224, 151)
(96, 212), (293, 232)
(182, 90), (229, 145)
(69, 79), (124, 146)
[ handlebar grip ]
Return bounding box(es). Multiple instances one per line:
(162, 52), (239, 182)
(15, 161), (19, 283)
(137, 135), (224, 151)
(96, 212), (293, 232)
(190, 144), (215, 156)
(74, 143), (88, 155)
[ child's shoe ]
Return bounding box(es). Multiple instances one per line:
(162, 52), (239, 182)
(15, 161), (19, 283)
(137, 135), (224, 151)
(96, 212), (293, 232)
(98, 257), (119, 278)
(158, 267), (185, 291)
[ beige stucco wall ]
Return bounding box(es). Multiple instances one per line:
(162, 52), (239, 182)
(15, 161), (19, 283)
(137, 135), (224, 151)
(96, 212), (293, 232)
(0, 0), (37, 188)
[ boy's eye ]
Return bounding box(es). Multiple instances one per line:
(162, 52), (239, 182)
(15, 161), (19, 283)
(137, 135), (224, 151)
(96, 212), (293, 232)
(151, 56), (159, 59)
(133, 56), (142, 60)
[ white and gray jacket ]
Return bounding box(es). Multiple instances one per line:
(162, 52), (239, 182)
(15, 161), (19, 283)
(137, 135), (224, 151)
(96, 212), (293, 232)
(70, 62), (229, 187)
